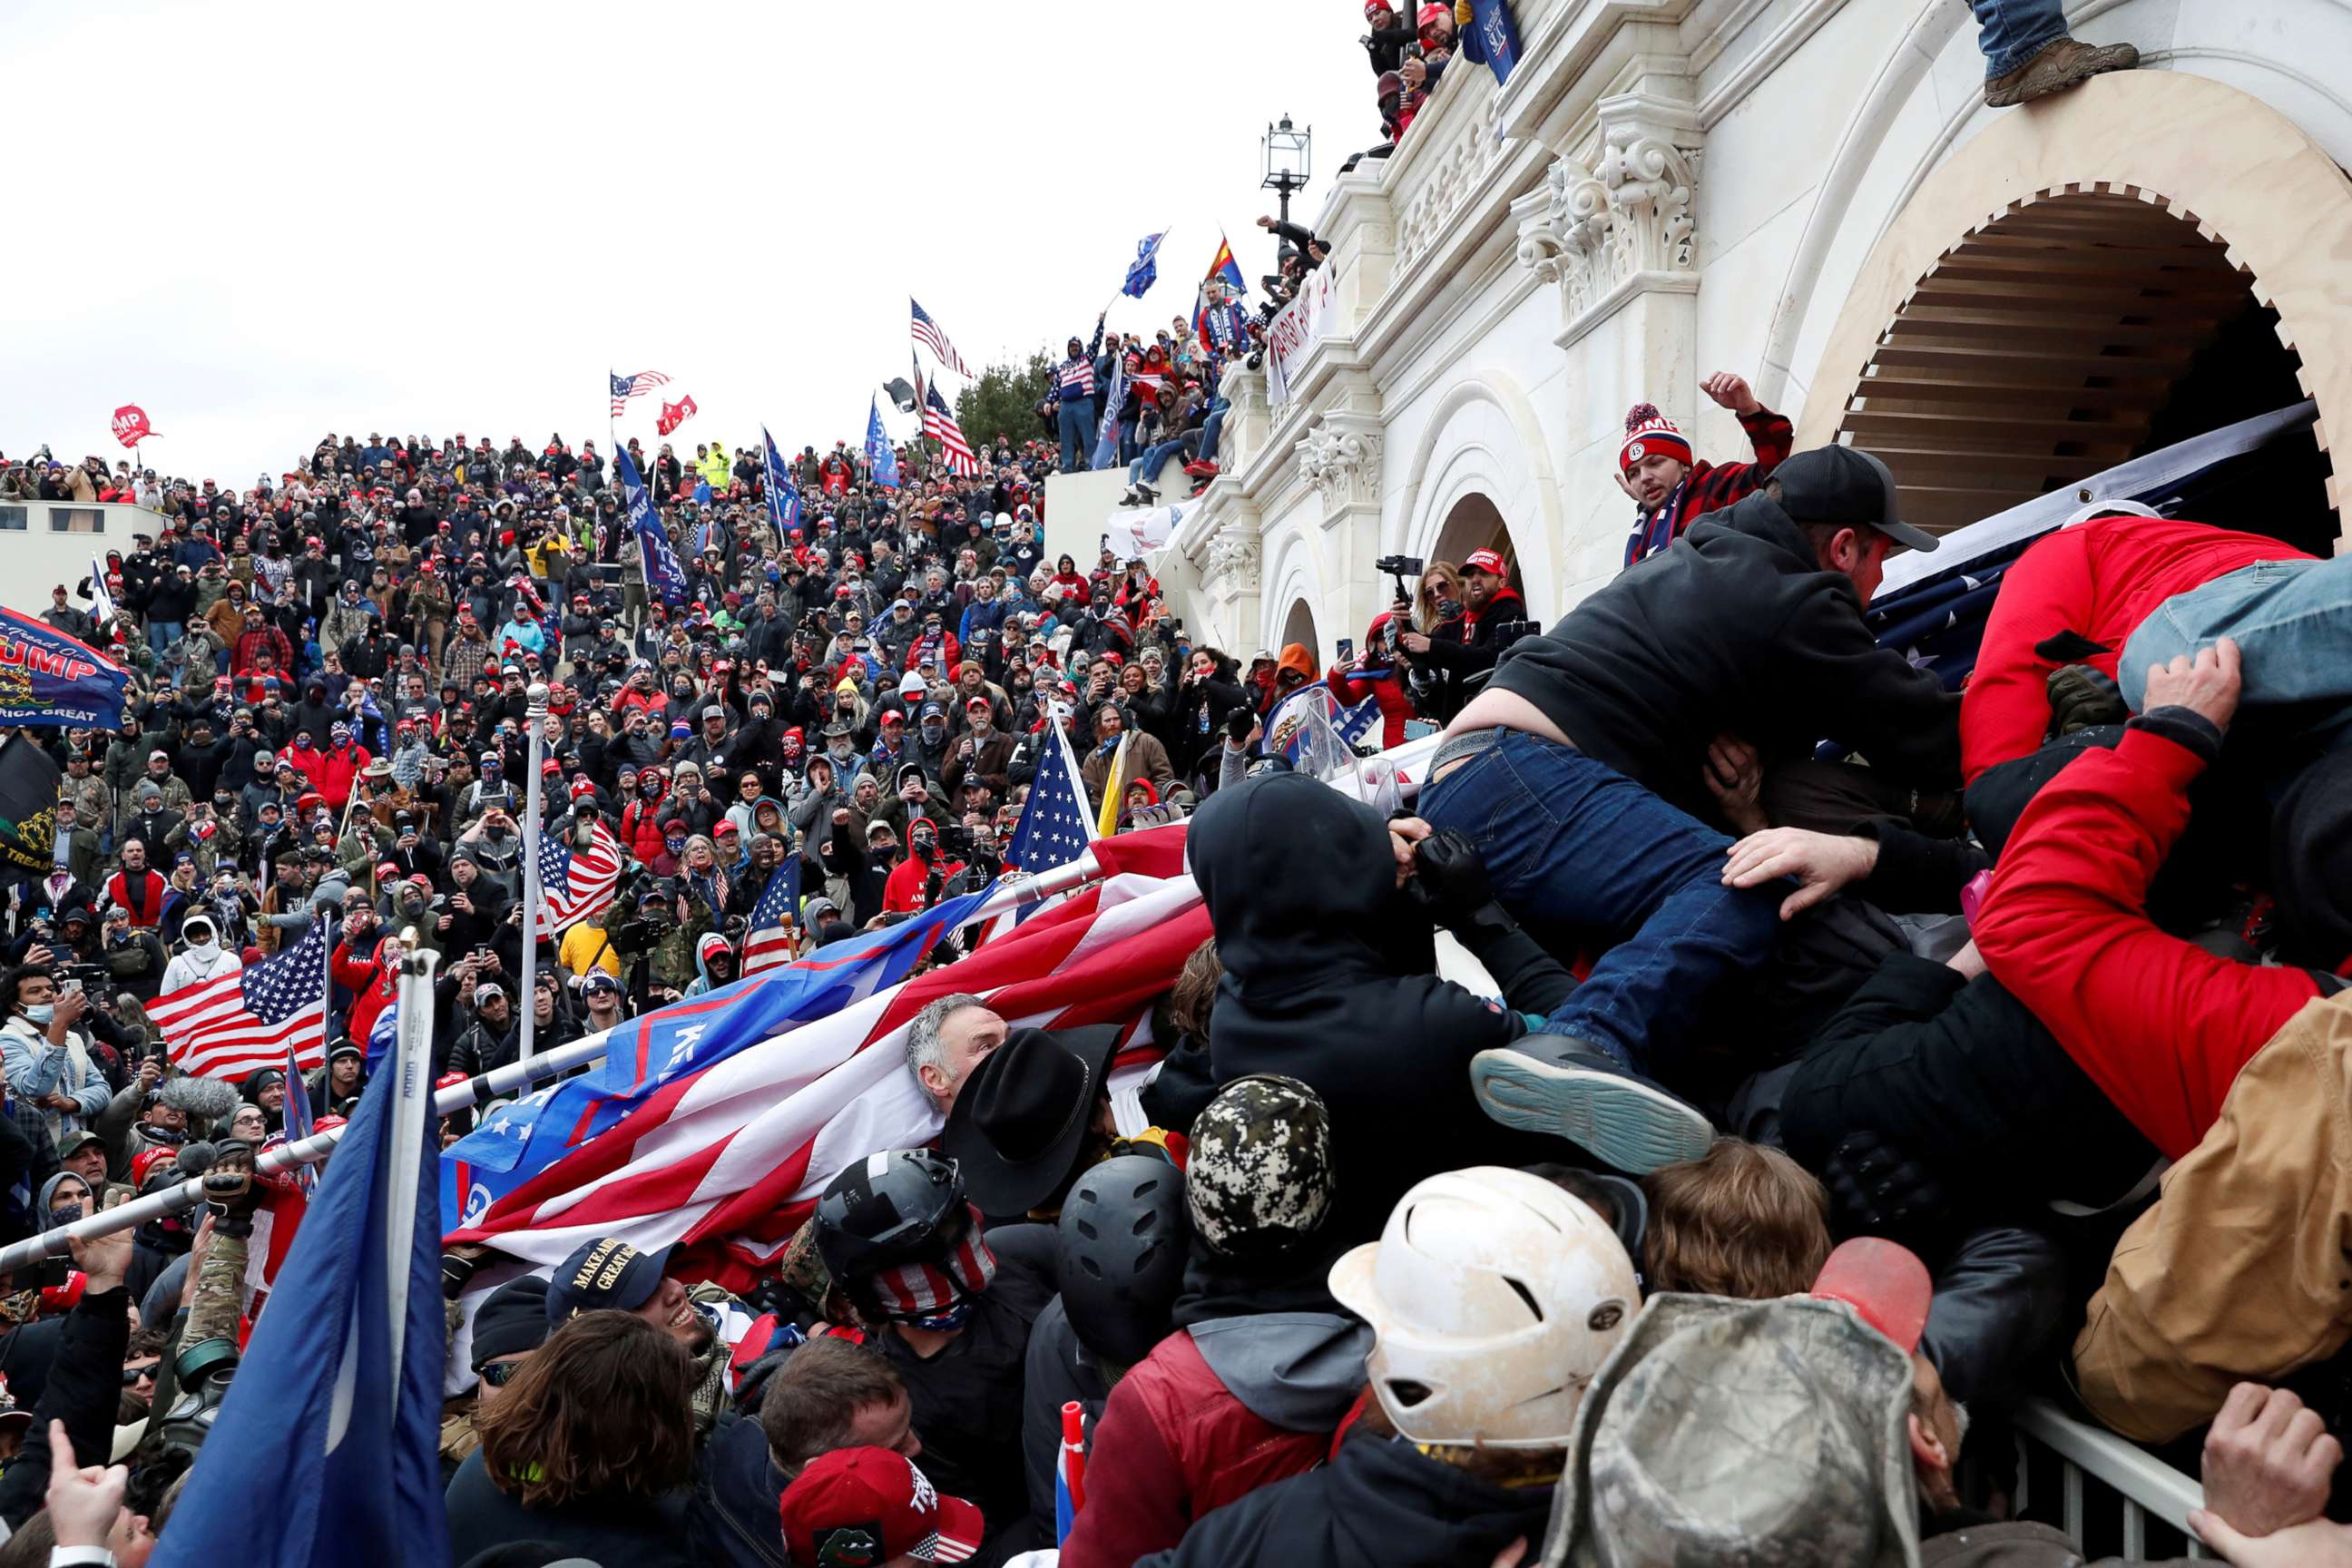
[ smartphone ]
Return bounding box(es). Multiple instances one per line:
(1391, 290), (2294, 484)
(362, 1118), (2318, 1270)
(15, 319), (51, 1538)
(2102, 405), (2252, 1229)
(59, 978), (83, 997)
(1336, 639), (1354, 662)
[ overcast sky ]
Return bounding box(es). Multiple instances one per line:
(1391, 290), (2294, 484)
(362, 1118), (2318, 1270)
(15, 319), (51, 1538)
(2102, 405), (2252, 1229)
(5, 1), (1375, 483)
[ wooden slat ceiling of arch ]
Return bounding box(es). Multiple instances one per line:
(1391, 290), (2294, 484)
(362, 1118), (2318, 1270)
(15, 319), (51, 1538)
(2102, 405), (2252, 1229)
(1837, 187), (2261, 534)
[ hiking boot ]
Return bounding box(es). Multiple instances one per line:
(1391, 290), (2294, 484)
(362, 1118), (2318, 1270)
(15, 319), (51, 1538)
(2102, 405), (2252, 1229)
(1469, 1036), (1716, 1174)
(1984, 34), (2139, 107)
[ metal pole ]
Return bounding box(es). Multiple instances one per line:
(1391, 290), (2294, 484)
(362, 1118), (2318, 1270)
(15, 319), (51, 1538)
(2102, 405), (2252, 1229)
(518, 681), (549, 1061)
(0, 855), (1118, 1273)
(382, 946), (437, 1395)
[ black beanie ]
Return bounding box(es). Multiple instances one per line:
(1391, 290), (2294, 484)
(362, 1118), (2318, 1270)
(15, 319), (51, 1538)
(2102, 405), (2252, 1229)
(2272, 748), (2352, 972)
(469, 1275), (553, 1370)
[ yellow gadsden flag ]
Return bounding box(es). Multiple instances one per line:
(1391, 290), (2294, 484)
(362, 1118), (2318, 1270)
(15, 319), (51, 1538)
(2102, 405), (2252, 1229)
(1093, 731), (1131, 838)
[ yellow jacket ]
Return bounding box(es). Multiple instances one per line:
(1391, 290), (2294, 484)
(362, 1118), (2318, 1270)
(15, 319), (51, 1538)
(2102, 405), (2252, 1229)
(558, 918), (624, 981)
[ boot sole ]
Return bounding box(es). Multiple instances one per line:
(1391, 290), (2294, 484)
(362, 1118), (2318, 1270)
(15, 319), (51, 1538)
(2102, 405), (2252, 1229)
(1470, 1049), (1716, 1174)
(1984, 45), (2138, 106)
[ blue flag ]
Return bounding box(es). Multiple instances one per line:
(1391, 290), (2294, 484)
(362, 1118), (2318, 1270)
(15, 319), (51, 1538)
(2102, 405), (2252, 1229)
(1122, 230), (1166, 298)
(615, 446), (688, 606)
(154, 1011), (448, 1568)
(762, 425), (803, 538)
(0, 607), (129, 729)
(442, 887), (992, 1235)
(865, 396), (900, 490)
(1460, 0), (1522, 83)
(1091, 351), (1129, 472)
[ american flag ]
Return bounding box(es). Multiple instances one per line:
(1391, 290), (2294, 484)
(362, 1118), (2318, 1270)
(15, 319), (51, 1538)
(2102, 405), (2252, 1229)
(535, 818), (624, 937)
(610, 369), (671, 417)
(922, 383), (981, 477)
(740, 860), (803, 976)
(910, 298), (973, 379)
(444, 832), (1199, 1295)
(150, 919), (329, 1082)
(1006, 720), (1097, 872)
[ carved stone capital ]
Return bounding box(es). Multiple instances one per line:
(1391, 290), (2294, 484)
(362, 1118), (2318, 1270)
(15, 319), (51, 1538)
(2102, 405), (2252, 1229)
(1518, 122), (1701, 331)
(1204, 524), (1261, 594)
(1298, 421), (1385, 512)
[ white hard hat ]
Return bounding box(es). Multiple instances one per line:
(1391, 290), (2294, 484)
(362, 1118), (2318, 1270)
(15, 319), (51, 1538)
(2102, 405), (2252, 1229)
(1329, 1166), (1640, 1449)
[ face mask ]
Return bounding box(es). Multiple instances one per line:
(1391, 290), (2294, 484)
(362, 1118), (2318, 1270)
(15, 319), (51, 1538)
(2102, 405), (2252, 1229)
(52, 1201), (83, 1225)
(912, 835), (936, 857)
(1436, 598), (1462, 621)
(23, 1004), (54, 1025)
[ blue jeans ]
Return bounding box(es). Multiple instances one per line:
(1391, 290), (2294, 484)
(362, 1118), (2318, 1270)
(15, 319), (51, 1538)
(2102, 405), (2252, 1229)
(1056, 397), (1096, 473)
(1970, 0), (2067, 77)
(1129, 439), (1191, 485)
(1197, 399), (1229, 466)
(2121, 554), (2352, 752)
(1419, 730), (1782, 1073)
(147, 621), (181, 658)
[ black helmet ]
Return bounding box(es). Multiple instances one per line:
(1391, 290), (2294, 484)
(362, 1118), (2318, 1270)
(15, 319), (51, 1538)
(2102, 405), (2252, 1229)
(813, 1149), (968, 1315)
(1054, 1155), (1190, 1367)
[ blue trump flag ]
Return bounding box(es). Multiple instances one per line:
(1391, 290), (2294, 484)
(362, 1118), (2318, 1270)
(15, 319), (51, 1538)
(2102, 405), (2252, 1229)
(442, 887), (991, 1235)
(1122, 230), (1167, 298)
(865, 395), (900, 490)
(615, 446), (688, 606)
(1091, 351), (1129, 471)
(0, 607), (129, 729)
(1460, 0), (1522, 83)
(762, 424), (803, 538)
(154, 999), (448, 1568)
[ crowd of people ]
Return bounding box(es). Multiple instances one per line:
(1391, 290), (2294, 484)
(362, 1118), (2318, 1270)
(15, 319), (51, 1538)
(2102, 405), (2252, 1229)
(3, 5), (2347, 1564)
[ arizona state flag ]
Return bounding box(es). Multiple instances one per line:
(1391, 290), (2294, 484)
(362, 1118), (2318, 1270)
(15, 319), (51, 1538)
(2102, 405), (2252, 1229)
(0, 733), (64, 876)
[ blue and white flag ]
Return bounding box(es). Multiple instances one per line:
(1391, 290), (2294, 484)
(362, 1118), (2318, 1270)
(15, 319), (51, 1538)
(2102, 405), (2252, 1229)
(1460, 0), (1522, 83)
(1091, 351), (1129, 472)
(615, 446), (688, 606)
(0, 607), (129, 729)
(1122, 230), (1167, 299)
(153, 998), (449, 1568)
(865, 396), (900, 490)
(762, 425), (803, 537)
(87, 557), (117, 627)
(441, 887), (991, 1236)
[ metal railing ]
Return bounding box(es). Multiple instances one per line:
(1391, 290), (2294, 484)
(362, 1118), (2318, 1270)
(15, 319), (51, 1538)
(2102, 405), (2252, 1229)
(2014, 1398), (2209, 1560)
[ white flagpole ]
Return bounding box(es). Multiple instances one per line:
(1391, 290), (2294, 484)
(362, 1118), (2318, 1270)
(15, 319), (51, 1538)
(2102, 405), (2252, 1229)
(318, 906), (336, 1074)
(382, 946), (439, 1398)
(519, 682), (549, 1062)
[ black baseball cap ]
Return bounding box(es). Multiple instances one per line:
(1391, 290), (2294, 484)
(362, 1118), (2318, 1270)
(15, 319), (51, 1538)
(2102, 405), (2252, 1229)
(1768, 446), (1938, 554)
(545, 1237), (673, 1322)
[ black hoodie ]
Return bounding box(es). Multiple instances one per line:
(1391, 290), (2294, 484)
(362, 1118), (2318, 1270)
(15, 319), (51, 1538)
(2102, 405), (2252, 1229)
(1190, 771), (1580, 1243)
(1486, 488), (1959, 820)
(1135, 1426), (1550, 1568)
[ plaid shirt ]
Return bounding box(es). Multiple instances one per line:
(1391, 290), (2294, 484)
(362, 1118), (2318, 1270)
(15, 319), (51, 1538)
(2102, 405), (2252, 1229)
(1622, 406), (1795, 569)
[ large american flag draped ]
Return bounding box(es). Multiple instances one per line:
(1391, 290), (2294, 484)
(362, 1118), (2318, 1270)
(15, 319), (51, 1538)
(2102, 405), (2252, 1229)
(740, 860), (803, 976)
(909, 298), (973, 379)
(609, 369), (671, 417)
(150, 919), (329, 1082)
(534, 819), (624, 937)
(444, 831), (1198, 1296)
(922, 383), (981, 477)
(1006, 720), (1097, 872)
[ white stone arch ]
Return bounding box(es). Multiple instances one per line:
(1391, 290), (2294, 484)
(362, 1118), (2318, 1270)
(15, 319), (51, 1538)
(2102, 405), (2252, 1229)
(1760, 0), (2352, 528)
(1259, 519), (1328, 659)
(1392, 371), (1568, 616)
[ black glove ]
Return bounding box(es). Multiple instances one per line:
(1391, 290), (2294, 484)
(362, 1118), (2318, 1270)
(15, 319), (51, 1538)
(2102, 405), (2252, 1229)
(2046, 663), (2127, 737)
(1821, 1132), (1955, 1259)
(442, 1247), (485, 1300)
(1406, 828), (1512, 936)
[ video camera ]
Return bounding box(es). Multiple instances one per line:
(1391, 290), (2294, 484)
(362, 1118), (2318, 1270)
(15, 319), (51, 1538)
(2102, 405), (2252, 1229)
(1374, 554), (1425, 603)
(604, 867), (678, 957)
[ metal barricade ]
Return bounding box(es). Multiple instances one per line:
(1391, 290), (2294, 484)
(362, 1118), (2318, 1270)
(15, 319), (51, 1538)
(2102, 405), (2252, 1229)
(2013, 1398), (2209, 1560)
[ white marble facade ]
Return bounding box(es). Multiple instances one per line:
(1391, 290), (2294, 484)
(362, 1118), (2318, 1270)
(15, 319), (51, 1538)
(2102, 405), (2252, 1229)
(1171, 0), (2352, 659)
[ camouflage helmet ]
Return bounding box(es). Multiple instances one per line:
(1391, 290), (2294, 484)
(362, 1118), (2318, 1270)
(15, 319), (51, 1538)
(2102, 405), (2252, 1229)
(1186, 1073), (1335, 1260)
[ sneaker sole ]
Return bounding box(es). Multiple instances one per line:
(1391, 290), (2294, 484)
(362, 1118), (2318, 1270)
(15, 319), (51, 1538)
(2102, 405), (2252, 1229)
(1469, 1049), (1716, 1174)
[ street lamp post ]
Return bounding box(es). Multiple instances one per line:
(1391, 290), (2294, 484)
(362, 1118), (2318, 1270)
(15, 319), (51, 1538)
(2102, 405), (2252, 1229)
(1260, 114), (1313, 234)
(518, 681), (549, 1062)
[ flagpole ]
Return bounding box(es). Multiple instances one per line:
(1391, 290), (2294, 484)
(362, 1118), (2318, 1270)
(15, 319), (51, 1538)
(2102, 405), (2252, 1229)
(319, 906), (336, 1073)
(518, 681), (549, 1062)
(0, 858), (1121, 1273)
(382, 945), (439, 1396)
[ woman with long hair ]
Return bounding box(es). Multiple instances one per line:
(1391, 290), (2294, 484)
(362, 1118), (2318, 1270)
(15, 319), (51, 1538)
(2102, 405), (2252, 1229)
(446, 1310), (697, 1564)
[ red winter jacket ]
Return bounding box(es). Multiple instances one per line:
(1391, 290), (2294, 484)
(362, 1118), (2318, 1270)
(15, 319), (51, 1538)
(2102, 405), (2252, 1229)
(1974, 718), (2319, 1159)
(1058, 1329), (1333, 1568)
(1960, 516), (2308, 784)
(1326, 623), (1414, 751)
(314, 742), (371, 810)
(621, 789), (671, 867)
(331, 936), (398, 1050)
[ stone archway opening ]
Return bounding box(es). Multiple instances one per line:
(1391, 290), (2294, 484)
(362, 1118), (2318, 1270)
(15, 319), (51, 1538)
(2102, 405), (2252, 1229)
(1429, 493), (1526, 598)
(1834, 186), (2329, 553)
(1279, 597), (1319, 657)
